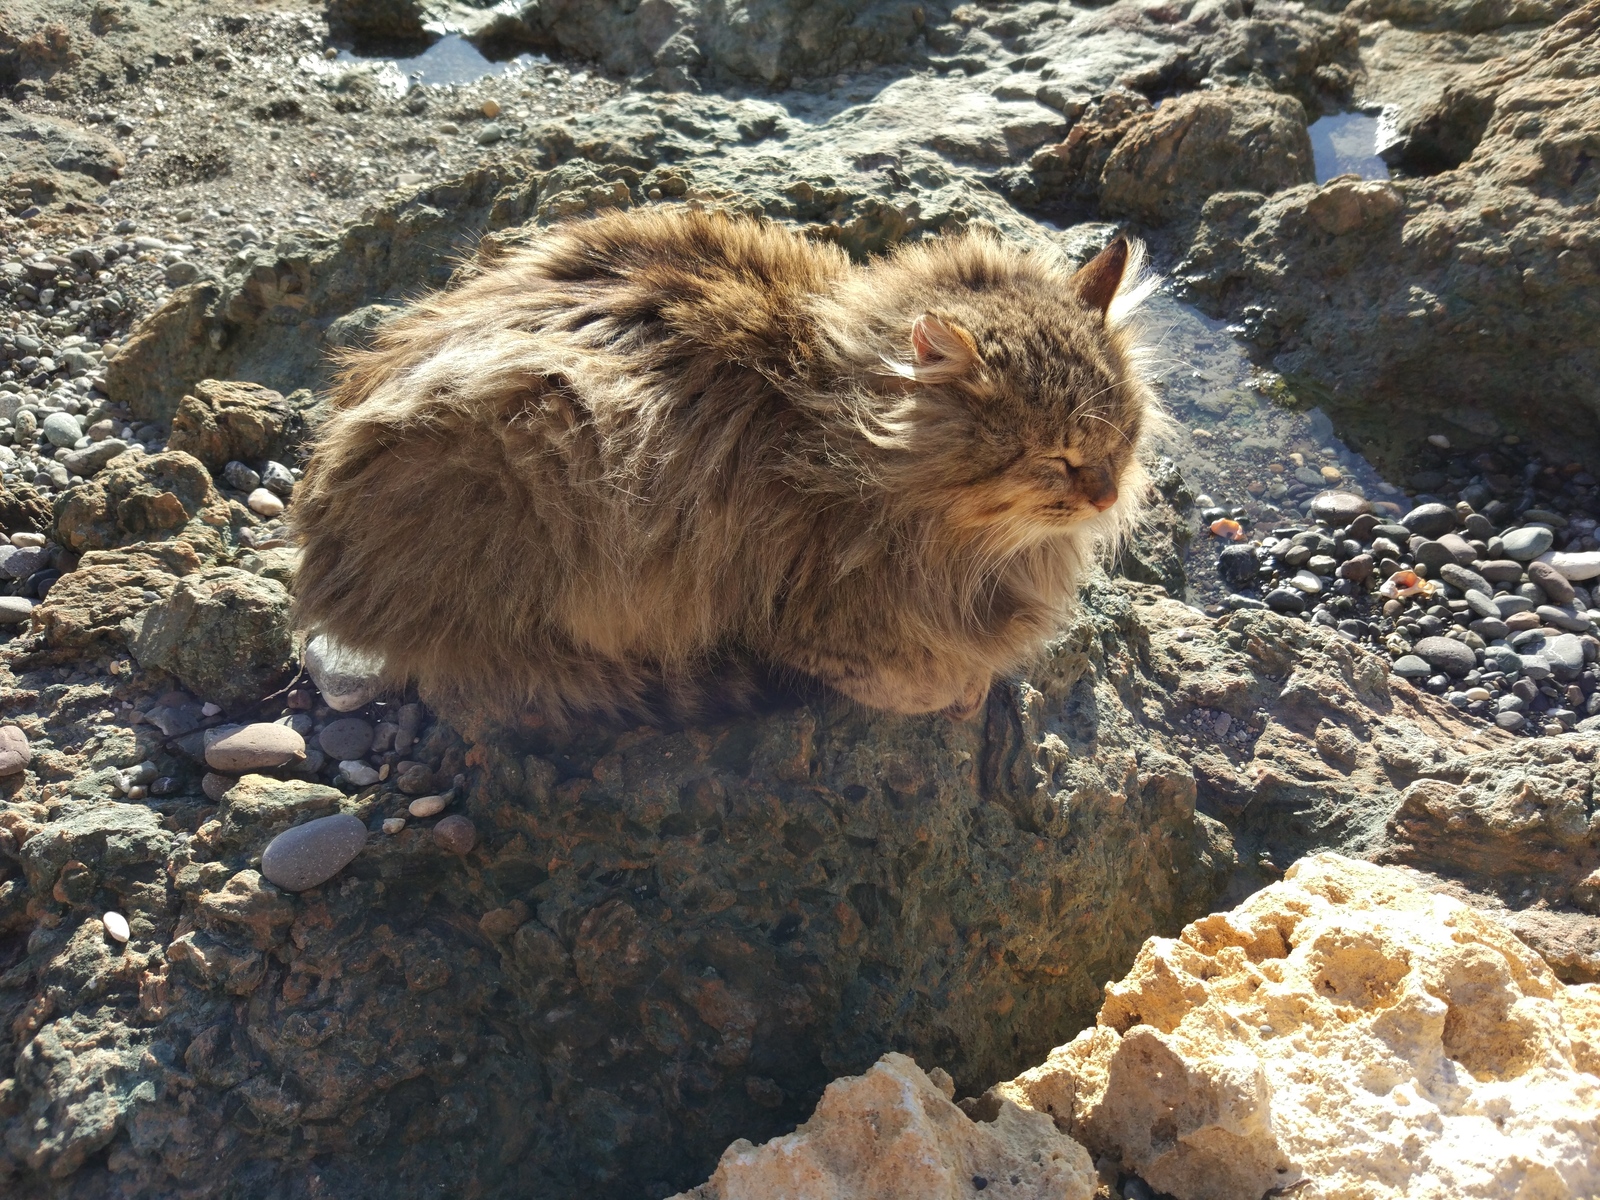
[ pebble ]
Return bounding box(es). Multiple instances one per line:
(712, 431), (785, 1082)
(1438, 563), (1491, 596)
(1265, 587), (1306, 613)
(42, 411), (83, 448)
(1436, 533), (1477, 564)
(318, 717), (375, 760)
(1310, 491), (1369, 523)
(1463, 590), (1499, 620)
(1478, 559), (1524, 583)
(224, 460), (261, 491)
(1470, 618), (1510, 641)
(1289, 570), (1323, 594)
(1414, 540), (1454, 570)
(1464, 687), (1491, 702)
(1337, 554), (1374, 583)
(1544, 634), (1585, 680)
(1501, 525), (1555, 562)
(260, 813), (368, 891)
(1539, 550), (1600, 581)
(1495, 594), (1535, 617)
(1217, 544), (1259, 588)
(305, 632), (384, 712)
(1527, 560), (1576, 605)
(248, 487), (285, 517)
(1504, 611), (1543, 632)
(103, 911), (130, 943)
(0, 596), (34, 624)
(1495, 711), (1526, 731)
(63, 439), (129, 476)
(1538, 605), (1592, 633)
(433, 814), (477, 855)
(1391, 655), (1432, 679)
(1482, 645), (1522, 676)
(409, 794), (448, 817)
(261, 460), (295, 497)
(0, 725), (31, 775)
(1400, 503), (1457, 537)
(9, 532), (46, 549)
(382, 817), (406, 835)
(204, 723), (306, 772)
(339, 759), (380, 787)
(1413, 636), (1476, 677)
(0, 543), (50, 579)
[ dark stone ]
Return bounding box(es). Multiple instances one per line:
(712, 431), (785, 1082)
(1216, 544), (1260, 590)
(1413, 635), (1476, 678)
(1400, 504), (1458, 538)
(1264, 587), (1306, 612)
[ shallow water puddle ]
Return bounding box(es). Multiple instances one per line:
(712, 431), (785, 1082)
(1141, 294), (1401, 602)
(333, 34), (549, 90)
(1308, 112), (1391, 184)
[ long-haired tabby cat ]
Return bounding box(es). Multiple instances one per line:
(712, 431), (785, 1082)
(291, 208), (1160, 725)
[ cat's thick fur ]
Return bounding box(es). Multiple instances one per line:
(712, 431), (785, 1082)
(292, 208), (1160, 724)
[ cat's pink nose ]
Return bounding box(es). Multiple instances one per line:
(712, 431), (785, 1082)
(1092, 489), (1118, 511)
(1081, 466), (1118, 511)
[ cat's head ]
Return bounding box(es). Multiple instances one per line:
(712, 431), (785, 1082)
(874, 234), (1160, 547)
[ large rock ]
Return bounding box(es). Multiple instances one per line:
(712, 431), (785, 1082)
(23, 541), (202, 663)
(995, 854), (1600, 1200)
(165, 379), (305, 474)
(53, 451), (232, 552)
(669, 1052), (1096, 1200)
(124, 567), (295, 711)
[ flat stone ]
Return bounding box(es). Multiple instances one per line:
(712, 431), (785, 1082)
(1494, 595), (1535, 617)
(62, 438), (129, 476)
(1469, 618), (1509, 641)
(433, 814), (477, 855)
(41, 411), (82, 448)
(1494, 711), (1526, 731)
(1537, 550), (1600, 581)
(1527, 561), (1576, 606)
(339, 760), (380, 787)
(260, 813), (367, 891)
(0, 543), (50, 579)
(1413, 636), (1475, 678)
(0, 595), (35, 624)
(304, 633), (384, 713)
(409, 794), (448, 818)
(1310, 491), (1369, 524)
(1538, 605), (1592, 633)
(1543, 634), (1585, 680)
(1307, 555), (1338, 576)
(1391, 655), (1432, 679)
(1337, 554), (1374, 583)
(205, 723), (306, 773)
(1400, 504), (1457, 537)
(1518, 655), (1553, 681)
(318, 717), (374, 761)
(1413, 540), (1454, 571)
(1482, 645), (1521, 676)
(1504, 611), (1543, 632)
(1478, 560), (1525, 583)
(1436, 533), (1477, 564)
(1437, 563), (1491, 596)
(1265, 588), (1306, 613)
(1501, 526), (1554, 562)
(0, 725), (31, 775)
(1289, 570), (1323, 594)
(1463, 590), (1499, 620)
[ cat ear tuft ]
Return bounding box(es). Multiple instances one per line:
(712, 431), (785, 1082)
(909, 314), (980, 381)
(1071, 236), (1129, 317)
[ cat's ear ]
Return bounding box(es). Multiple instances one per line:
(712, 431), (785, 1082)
(909, 313), (980, 381)
(1071, 236), (1130, 317)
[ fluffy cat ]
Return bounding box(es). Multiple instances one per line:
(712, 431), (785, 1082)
(291, 207), (1160, 724)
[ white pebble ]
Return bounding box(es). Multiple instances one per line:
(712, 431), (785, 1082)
(103, 911), (130, 942)
(1465, 687), (1491, 702)
(382, 817), (406, 835)
(340, 759), (380, 786)
(9, 531), (46, 548)
(201, 701), (221, 717)
(1426, 434), (1450, 449)
(248, 487), (285, 517)
(408, 794), (448, 818)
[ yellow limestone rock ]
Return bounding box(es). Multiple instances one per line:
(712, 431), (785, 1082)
(996, 853), (1600, 1200)
(670, 1052), (1095, 1200)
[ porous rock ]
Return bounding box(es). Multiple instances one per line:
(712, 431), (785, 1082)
(668, 1052), (1095, 1200)
(166, 379), (303, 473)
(995, 854), (1600, 1200)
(53, 451), (231, 553)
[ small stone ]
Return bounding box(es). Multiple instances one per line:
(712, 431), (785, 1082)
(103, 911), (130, 943)
(1477, 560), (1524, 583)
(1307, 555), (1338, 577)
(260, 813), (367, 891)
(0, 542), (48, 581)
(1463, 590), (1499, 620)
(261, 460), (295, 497)
(42, 411), (83, 448)
(339, 759), (380, 787)
(9, 532), (46, 549)
(1464, 687), (1491, 702)
(433, 814), (477, 855)
(1337, 554), (1374, 583)
(1319, 465), (1341, 483)
(481, 99), (501, 118)
(1426, 434), (1450, 449)
(0, 596), (34, 624)
(476, 123), (504, 145)
(1494, 711), (1526, 731)
(201, 772), (234, 802)
(1391, 655), (1432, 679)
(1216, 544), (1259, 589)
(1495, 595), (1535, 617)
(1482, 645), (1521, 676)
(0, 725), (31, 775)
(305, 633), (384, 712)
(1469, 618), (1509, 641)
(1501, 526), (1555, 562)
(1265, 587), (1306, 613)
(1528, 561), (1577, 605)
(409, 794), (448, 818)
(382, 817), (406, 835)
(1543, 634), (1585, 680)
(63, 438), (130, 477)
(1538, 605), (1592, 633)
(1413, 636), (1475, 678)
(201, 702), (222, 717)
(1348, 513), (1380, 541)
(1519, 655), (1553, 682)
(164, 261), (200, 287)
(1437, 563), (1491, 596)
(318, 717), (374, 760)
(1400, 504), (1457, 537)
(1537, 550), (1600, 581)
(205, 723), (306, 772)
(1310, 491), (1368, 524)
(1504, 611), (1543, 632)
(1413, 541), (1454, 571)
(248, 487), (285, 517)
(1289, 570), (1323, 594)
(223, 460), (261, 492)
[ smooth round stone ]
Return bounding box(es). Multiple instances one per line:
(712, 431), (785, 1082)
(318, 717), (375, 761)
(102, 911), (130, 943)
(1539, 605), (1592, 633)
(1482, 645), (1522, 676)
(1265, 587), (1306, 613)
(433, 814), (477, 855)
(1479, 560), (1525, 583)
(1446, 691), (1471, 709)
(1538, 549), (1600, 581)
(1348, 513), (1380, 541)
(1413, 540), (1454, 570)
(1289, 570), (1323, 594)
(1494, 711), (1526, 731)
(1544, 634), (1586, 679)
(261, 813), (368, 892)
(1401, 503), (1458, 537)
(1216, 544), (1259, 589)
(1391, 654), (1432, 679)
(1464, 687), (1492, 702)
(1495, 594), (1535, 617)
(305, 632), (384, 713)
(1413, 636), (1476, 678)
(1438, 563), (1491, 596)
(409, 794), (448, 818)
(1337, 554), (1374, 583)
(1519, 655), (1553, 681)
(224, 460), (261, 492)
(1527, 561), (1576, 606)
(1470, 618), (1510, 642)
(1310, 491), (1369, 524)
(248, 487), (285, 517)
(205, 723), (306, 772)
(42, 411), (83, 448)
(1504, 611), (1543, 632)
(1437, 533), (1477, 564)
(0, 595), (34, 625)
(382, 817), (406, 835)
(0, 725), (32, 775)
(1463, 590), (1499, 620)
(339, 759), (380, 787)
(1305, 554), (1336, 576)
(1501, 526), (1554, 562)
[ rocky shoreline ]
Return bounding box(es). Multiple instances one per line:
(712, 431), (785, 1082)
(2, 0), (1598, 1196)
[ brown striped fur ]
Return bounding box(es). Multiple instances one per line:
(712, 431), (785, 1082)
(291, 207), (1160, 725)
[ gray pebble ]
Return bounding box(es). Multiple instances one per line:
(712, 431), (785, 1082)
(1518, 655), (1553, 682)
(42, 412), (82, 448)
(0, 596), (34, 625)
(1478, 560), (1524, 584)
(1413, 636), (1476, 677)
(1469, 618), (1509, 642)
(261, 460), (295, 497)
(1438, 563), (1491, 596)
(1401, 504), (1457, 537)
(1543, 633), (1586, 680)
(1265, 587), (1306, 613)
(1482, 645), (1522, 677)
(223, 460), (261, 491)
(0, 543), (49, 579)
(1495, 595), (1535, 617)
(260, 813), (367, 891)
(1501, 526), (1555, 562)
(1391, 654), (1432, 679)
(319, 717), (375, 760)
(1463, 590), (1499, 620)
(1494, 711), (1526, 731)
(1538, 605), (1592, 633)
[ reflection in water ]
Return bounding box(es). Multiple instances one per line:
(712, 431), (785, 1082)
(1308, 113), (1391, 184)
(336, 34), (548, 89)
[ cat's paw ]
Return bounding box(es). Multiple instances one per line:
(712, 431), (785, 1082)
(941, 678), (990, 721)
